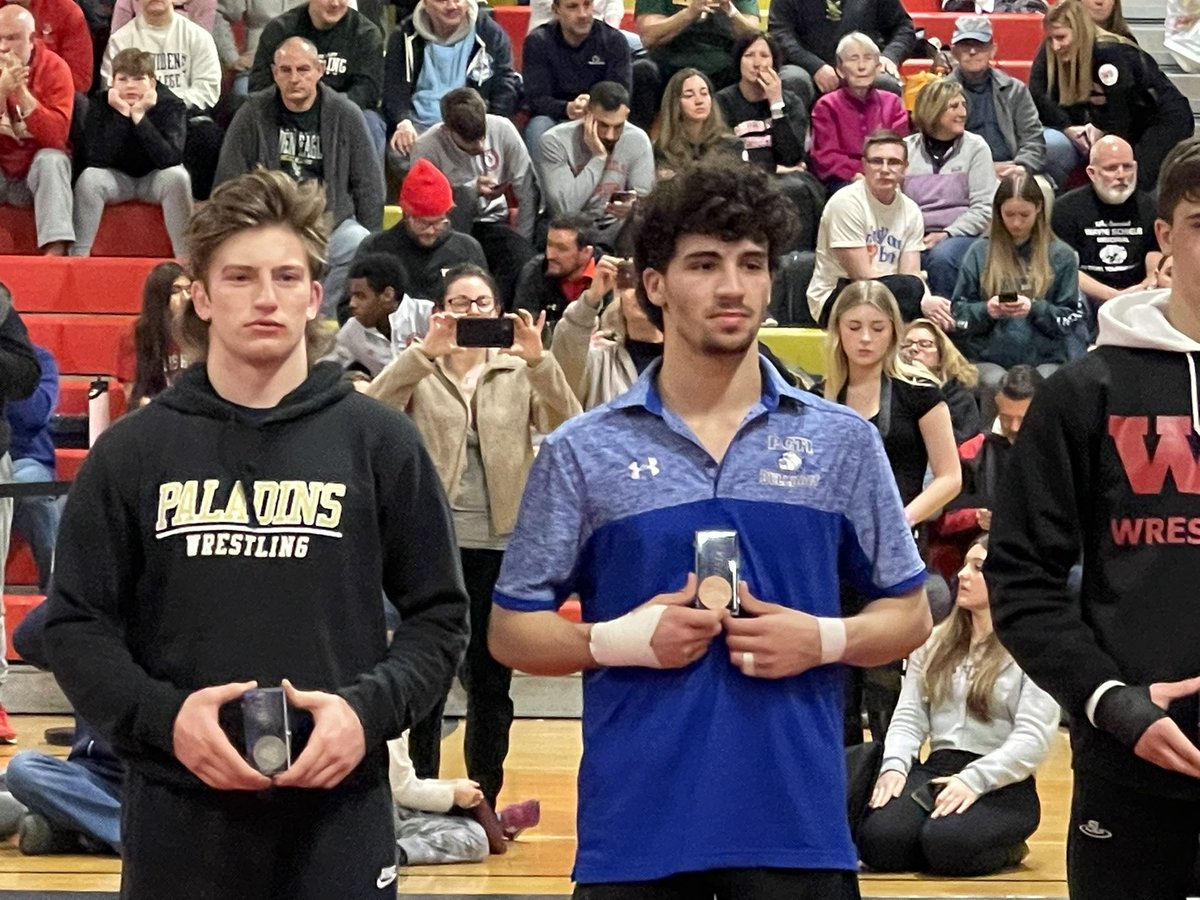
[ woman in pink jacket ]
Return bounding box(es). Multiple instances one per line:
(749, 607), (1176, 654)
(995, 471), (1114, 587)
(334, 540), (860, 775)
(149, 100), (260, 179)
(810, 31), (909, 190)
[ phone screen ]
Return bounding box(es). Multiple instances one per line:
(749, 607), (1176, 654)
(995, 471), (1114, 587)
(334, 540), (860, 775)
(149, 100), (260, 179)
(456, 317), (514, 348)
(910, 782), (942, 813)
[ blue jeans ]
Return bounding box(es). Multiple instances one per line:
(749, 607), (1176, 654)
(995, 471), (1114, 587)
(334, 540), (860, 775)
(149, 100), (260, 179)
(363, 109), (388, 159)
(1043, 128), (1083, 190)
(922, 235), (978, 299)
(524, 114), (559, 155)
(10, 458), (59, 593)
(324, 218), (371, 319)
(5, 752), (122, 851)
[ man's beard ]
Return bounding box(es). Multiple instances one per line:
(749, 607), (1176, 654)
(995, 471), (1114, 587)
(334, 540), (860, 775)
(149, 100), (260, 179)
(1095, 181), (1136, 205)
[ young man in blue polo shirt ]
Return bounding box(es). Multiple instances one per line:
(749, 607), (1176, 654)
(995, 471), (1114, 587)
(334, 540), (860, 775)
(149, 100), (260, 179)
(489, 159), (932, 898)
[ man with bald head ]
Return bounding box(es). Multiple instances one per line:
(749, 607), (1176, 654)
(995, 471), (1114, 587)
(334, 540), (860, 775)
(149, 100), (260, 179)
(250, 0), (384, 154)
(1052, 135), (1162, 336)
(0, 4), (74, 255)
(215, 35), (384, 316)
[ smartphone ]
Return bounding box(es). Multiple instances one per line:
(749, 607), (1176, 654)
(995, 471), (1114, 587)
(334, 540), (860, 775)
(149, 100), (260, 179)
(456, 317), (514, 348)
(611, 190), (637, 204)
(616, 259), (637, 290)
(911, 781), (942, 813)
(998, 291), (1019, 305)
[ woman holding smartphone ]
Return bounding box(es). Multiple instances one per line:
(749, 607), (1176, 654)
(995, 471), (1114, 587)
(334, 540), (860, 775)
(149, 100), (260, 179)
(367, 264), (581, 809)
(857, 536), (1059, 877)
(949, 172), (1080, 420)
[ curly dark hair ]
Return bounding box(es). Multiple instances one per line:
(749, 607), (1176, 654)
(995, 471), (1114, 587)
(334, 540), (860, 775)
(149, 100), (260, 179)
(631, 159), (798, 329)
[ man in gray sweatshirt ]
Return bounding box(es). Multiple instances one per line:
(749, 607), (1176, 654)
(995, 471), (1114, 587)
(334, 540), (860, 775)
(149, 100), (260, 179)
(215, 36), (385, 317)
(411, 88), (536, 308)
(535, 80), (654, 253)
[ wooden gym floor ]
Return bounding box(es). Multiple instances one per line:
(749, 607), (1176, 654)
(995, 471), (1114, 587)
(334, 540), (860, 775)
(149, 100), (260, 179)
(0, 715), (1071, 897)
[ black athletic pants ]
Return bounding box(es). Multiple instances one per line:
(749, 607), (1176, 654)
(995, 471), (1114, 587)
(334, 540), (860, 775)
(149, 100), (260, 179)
(574, 867), (860, 899)
(1067, 765), (1200, 900)
(120, 771), (397, 900)
(856, 748), (1041, 877)
(409, 547), (513, 808)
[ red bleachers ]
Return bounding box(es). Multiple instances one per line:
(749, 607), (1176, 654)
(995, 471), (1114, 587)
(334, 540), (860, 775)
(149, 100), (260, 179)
(0, 202), (176, 257)
(4, 593), (45, 660)
(24, 313), (136, 377)
(6, 256), (156, 314)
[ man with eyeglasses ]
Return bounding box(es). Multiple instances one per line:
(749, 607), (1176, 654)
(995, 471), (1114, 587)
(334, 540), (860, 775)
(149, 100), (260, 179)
(215, 36), (383, 320)
(1051, 136), (1161, 337)
(806, 129), (932, 328)
(348, 158), (489, 322)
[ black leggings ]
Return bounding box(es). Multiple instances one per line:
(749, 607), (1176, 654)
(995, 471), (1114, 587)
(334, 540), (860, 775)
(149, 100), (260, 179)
(857, 748), (1041, 877)
(573, 867), (860, 900)
(120, 771), (397, 900)
(1067, 765), (1200, 900)
(408, 547), (513, 807)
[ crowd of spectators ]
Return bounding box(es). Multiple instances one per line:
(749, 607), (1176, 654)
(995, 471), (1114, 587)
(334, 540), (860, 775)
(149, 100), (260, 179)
(0, 0), (1197, 884)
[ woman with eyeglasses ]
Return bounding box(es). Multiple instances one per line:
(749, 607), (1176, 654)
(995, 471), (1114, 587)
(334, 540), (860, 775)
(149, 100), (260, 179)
(901, 319), (981, 444)
(1029, 0), (1193, 190)
(903, 77), (998, 304)
(949, 171), (1080, 422)
(857, 535), (1059, 877)
(368, 263), (581, 810)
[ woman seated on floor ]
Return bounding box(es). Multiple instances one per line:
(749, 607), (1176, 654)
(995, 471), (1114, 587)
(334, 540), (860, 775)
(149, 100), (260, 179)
(857, 535), (1060, 877)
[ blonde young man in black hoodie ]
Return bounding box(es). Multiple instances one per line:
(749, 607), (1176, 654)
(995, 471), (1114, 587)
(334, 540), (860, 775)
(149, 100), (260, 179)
(989, 136), (1200, 900)
(42, 169), (469, 900)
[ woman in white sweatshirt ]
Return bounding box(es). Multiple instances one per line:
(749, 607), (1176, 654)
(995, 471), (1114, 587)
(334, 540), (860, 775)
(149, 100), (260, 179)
(857, 535), (1059, 876)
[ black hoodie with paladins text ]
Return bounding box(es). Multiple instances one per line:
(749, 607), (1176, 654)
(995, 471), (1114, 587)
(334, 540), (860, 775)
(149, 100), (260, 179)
(44, 362), (468, 790)
(989, 289), (1200, 801)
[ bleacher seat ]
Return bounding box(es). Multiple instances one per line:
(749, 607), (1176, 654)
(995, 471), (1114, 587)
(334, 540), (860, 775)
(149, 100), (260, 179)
(24, 314), (136, 377)
(4, 594), (45, 661)
(0, 202), (175, 257)
(759, 327), (826, 375)
(4, 257), (156, 314)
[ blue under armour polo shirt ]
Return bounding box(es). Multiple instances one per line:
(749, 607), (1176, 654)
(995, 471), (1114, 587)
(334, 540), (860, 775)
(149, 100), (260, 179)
(494, 358), (926, 884)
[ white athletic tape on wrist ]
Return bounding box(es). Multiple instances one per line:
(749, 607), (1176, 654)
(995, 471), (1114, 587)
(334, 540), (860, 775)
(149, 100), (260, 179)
(817, 617), (847, 665)
(589, 605), (667, 668)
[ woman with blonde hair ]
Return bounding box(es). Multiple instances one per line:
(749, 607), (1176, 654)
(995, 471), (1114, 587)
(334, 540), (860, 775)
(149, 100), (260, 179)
(858, 535), (1059, 877)
(821, 280), (961, 740)
(950, 171), (1080, 421)
(1030, 0), (1192, 189)
(823, 280), (961, 532)
(653, 68), (740, 179)
(903, 77), (998, 302)
(901, 318), (980, 443)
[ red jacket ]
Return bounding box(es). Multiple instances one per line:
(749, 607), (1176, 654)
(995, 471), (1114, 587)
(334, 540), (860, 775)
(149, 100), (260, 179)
(0, 0), (92, 91)
(0, 42), (73, 179)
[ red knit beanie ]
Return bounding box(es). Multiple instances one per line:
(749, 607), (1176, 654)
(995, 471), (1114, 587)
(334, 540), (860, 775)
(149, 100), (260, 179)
(399, 159), (454, 217)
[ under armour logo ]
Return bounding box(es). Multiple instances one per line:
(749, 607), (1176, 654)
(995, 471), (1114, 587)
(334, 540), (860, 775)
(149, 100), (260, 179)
(1078, 820), (1112, 840)
(628, 458), (660, 479)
